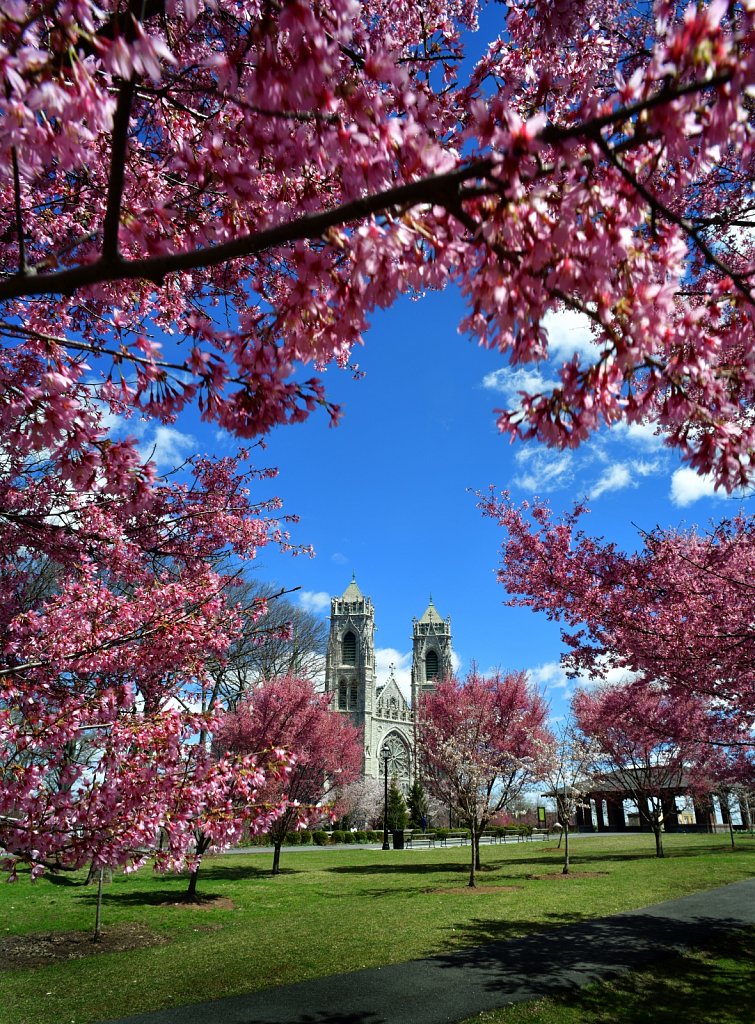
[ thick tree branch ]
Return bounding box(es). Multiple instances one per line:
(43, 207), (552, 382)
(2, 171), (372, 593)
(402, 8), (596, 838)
(102, 76), (137, 262)
(0, 71), (734, 303)
(11, 147), (26, 273)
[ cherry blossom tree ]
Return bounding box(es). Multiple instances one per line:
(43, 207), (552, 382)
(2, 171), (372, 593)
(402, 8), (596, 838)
(215, 673), (362, 873)
(0, 375), (307, 879)
(331, 776), (383, 829)
(479, 493), (755, 725)
(572, 681), (726, 857)
(2, 2), (755, 492)
(417, 668), (551, 887)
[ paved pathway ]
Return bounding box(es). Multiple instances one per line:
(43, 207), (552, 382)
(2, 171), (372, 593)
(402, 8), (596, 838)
(105, 877), (755, 1024)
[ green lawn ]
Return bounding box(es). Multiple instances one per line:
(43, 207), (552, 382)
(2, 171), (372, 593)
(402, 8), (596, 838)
(0, 833), (753, 1024)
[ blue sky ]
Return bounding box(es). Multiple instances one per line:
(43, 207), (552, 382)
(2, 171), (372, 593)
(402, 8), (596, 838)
(129, 283), (747, 725)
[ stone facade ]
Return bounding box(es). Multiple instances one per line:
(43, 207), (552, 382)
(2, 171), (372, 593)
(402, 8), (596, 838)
(324, 576), (452, 789)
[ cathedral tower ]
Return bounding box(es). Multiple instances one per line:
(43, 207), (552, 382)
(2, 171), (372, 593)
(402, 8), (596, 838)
(410, 597), (453, 709)
(325, 580), (453, 789)
(324, 574), (376, 738)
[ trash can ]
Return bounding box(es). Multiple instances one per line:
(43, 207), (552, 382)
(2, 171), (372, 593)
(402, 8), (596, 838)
(392, 829), (405, 850)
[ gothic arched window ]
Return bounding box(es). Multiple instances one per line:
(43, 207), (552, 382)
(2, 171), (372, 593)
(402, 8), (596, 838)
(426, 649), (439, 680)
(343, 631), (357, 666)
(350, 682), (358, 708)
(339, 680), (347, 709)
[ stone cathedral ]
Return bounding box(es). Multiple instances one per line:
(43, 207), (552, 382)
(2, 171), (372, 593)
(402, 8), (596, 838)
(324, 576), (453, 788)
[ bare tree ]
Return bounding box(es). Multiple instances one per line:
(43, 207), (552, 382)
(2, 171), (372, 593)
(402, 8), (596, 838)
(541, 717), (596, 875)
(206, 579), (329, 709)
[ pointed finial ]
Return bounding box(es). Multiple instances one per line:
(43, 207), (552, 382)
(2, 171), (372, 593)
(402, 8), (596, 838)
(352, 570), (356, 583)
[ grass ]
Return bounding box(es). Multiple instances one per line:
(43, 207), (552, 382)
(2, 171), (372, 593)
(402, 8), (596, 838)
(461, 926), (755, 1024)
(0, 833), (753, 1024)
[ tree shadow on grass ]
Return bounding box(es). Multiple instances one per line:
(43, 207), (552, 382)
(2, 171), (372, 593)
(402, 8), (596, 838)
(325, 860), (478, 877)
(44, 872), (83, 887)
(76, 887), (231, 908)
(428, 910), (754, 1003)
(551, 928), (755, 1024)
(485, 845), (726, 868)
(198, 862), (302, 881)
(436, 911), (591, 951)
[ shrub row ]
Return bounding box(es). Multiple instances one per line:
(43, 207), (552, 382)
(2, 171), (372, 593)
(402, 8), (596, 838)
(238, 825), (534, 848)
(239, 829), (385, 848)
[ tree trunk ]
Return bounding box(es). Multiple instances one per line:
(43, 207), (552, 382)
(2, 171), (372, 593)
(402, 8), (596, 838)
(272, 840), (283, 875)
(93, 868), (104, 942)
(653, 824), (664, 858)
(468, 825), (477, 888)
(562, 825), (570, 874)
(85, 861), (112, 886)
(474, 832), (481, 871)
(186, 833), (211, 898)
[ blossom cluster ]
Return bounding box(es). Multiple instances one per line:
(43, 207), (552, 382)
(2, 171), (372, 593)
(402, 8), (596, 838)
(1, 2), (754, 488)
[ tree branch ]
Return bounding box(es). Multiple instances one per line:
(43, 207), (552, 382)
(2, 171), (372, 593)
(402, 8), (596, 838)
(102, 76), (137, 262)
(0, 71), (733, 303)
(11, 147), (26, 273)
(593, 133), (753, 303)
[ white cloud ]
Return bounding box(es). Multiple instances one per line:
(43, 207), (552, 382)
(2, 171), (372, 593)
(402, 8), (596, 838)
(612, 420), (664, 449)
(669, 468), (726, 507)
(450, 650), (462, 675)
(481, 365), (557, 406)
(634, 458), (663, 477)
(529, 661), (572, 692)
(298, 590), (331, 613)
(479, 364), (557, 399)
(375, 647), (412, 701)
(579, 663), (640, 690)
(528, 658), (638, 696)
(590, 463), (633, 499)
(541, 308), (596, 361)
(139, 425), (195, 470)
(512, 448), (575, 493)
(98, 405), (125, 434)
(331, 552), (348, 565)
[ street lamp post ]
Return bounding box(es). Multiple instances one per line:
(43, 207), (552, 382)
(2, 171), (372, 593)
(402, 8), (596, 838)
(382, 746), (391, 851)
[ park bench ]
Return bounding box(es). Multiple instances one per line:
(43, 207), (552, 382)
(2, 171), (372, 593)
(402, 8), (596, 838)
(406, 833), (435, 848)
(477, 831), (499, 844)
(529, 827), (550, 840)
(438, 832), (469, 846)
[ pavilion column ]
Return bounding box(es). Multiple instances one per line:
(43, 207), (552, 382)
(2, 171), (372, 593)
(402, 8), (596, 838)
(719, 794), (732, 825)
(605, 798), (626, 831)
(693, 796), (715, 832)
(739, 794), (752, 831)
(575, 803), (592, 832)
(593, 795), (607, 832)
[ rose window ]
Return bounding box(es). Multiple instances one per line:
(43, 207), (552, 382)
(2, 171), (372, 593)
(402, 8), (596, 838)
(380, 733), (410, 783)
